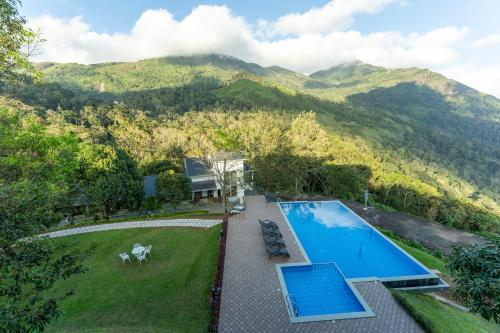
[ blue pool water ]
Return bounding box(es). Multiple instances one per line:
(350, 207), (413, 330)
(277, 201), (432, 320)
(281, 263), (365, 317)
(280, 201), (430, 278)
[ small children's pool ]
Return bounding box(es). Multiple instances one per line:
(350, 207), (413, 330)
(276, 201), (438, 322)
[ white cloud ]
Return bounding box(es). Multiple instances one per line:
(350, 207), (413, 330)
(259, 0), (399, 37)
(249, 27), (467, 73)
(28, 6), (466, 71)
(443, 66), (500, 98)
(471, 33), (500, 48)
(28, 6), (256, 64)
(27, 3), (500, 98)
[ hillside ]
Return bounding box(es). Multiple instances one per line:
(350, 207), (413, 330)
(38, 54), (308, 93)
(2, 54), (499, 233)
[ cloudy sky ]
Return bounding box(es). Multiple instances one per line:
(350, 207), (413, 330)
(22, 0), (500, 97)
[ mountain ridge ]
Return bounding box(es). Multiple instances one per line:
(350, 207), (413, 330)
(36, 54), (500, 102)
(4, 54), (498, 224)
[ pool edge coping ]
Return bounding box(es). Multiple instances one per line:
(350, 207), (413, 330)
(275, 263), (376, 323)
(275, 200), (440, 323)
(276, 201), (378, 322)
(278, 200), (439, 282)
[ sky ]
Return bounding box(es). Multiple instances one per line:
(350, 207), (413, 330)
(21, 0), (500, 98)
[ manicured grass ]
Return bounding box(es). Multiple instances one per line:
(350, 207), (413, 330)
(379, 228), (448, 274)
(392, 290), (500, 333)
(45, 227), (220, 333)
(390, 238), (447, 274)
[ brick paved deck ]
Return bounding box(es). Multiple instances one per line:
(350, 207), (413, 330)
(35, 219), (222, 239)
(219, 195), (424, 332)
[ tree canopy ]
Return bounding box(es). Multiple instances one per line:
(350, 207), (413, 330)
(156, 170), (191, 209)
(0, 0), (40, 78)
(447, 242), (500, 323)
(0, 110), (89, 332)
(77, 143), (144, 219)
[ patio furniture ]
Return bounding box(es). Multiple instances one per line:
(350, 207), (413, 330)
(143, 245), (152, 257)
(258, 219), (288, 258)
(263, 233), (284, 244)
(132, 245), (145, 258)
(259, 219), (277, 227)
(260, 223), (281, 236)
(119, 252), (130, 264)
(133, 243), (142, 249)
(136, 252), (147, 265)
(265, 241), (290, 259)
(230, 204), (245, 214)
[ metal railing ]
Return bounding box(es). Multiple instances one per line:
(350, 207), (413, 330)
(285, 294), (299, 317)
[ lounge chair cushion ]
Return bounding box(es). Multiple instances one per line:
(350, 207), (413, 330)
(263, 233), (284, 244)
(265, 242), (290, 258)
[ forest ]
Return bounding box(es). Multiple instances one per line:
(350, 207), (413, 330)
(1, 54), (499, 237)
(1, 84), (498, 236)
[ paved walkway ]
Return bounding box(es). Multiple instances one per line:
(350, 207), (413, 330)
(219, 195), (424, 333)
(36, 219), (222, 239)
(342, 200), (488, 255)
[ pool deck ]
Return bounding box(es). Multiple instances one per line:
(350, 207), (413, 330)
(219, 195), (425, 333)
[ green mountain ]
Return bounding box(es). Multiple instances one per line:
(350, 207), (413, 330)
(305, 63), (500, 195)
(38, 54), (304, 92)
(2, 54), (499, 233)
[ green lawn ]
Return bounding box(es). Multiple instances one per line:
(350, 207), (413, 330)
(390, 238), (447, 274)
(392, 290), (500, 333)
(380, 228), (448, 273)
(45, 227), (220, 333)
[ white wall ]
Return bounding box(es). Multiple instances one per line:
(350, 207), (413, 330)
(190, 159), (246, 201)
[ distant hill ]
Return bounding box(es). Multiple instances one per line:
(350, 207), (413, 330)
(7, 54), (499, 219)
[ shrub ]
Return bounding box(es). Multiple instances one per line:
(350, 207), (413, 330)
(447, 241), (500, 323)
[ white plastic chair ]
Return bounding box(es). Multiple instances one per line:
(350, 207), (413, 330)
(144, 245), (152, 258)
(136, 253), (147, 265)
(119, 252), (130, 264)
(133, 243), (141, 249)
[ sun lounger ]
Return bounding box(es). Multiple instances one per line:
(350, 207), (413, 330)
(260, 224), (282, 236)
(265, 241), (290, 259)
(259, 219), (277, 226)
(263, 233), (284, 244)
(258, 219), (288, 258)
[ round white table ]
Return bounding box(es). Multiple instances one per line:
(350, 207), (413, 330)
(132, 246), (145, 256)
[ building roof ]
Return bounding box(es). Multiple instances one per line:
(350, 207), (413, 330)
(185, 155), (246, 178)
(184, 157), (213, 177)
(190, 180), (218, 192)
(143, 175), (158, 197)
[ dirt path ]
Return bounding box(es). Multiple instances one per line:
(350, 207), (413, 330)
(342, 200), (488, 255)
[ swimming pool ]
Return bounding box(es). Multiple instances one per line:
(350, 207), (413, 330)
(276, 201), (439, 322)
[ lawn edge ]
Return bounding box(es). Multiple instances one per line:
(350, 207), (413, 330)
(390, 290), (435, 333)
(208, 216), (229, 332)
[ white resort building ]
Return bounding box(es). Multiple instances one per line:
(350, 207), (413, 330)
(184, 156), (251, 204)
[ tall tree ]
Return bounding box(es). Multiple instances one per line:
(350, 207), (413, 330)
(0, 0), (42, 79)
(77, 144), (144, 219)
(156, 170), (191, 210)
(0, 110), (89, 332)
(253, 149), (310, 197)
